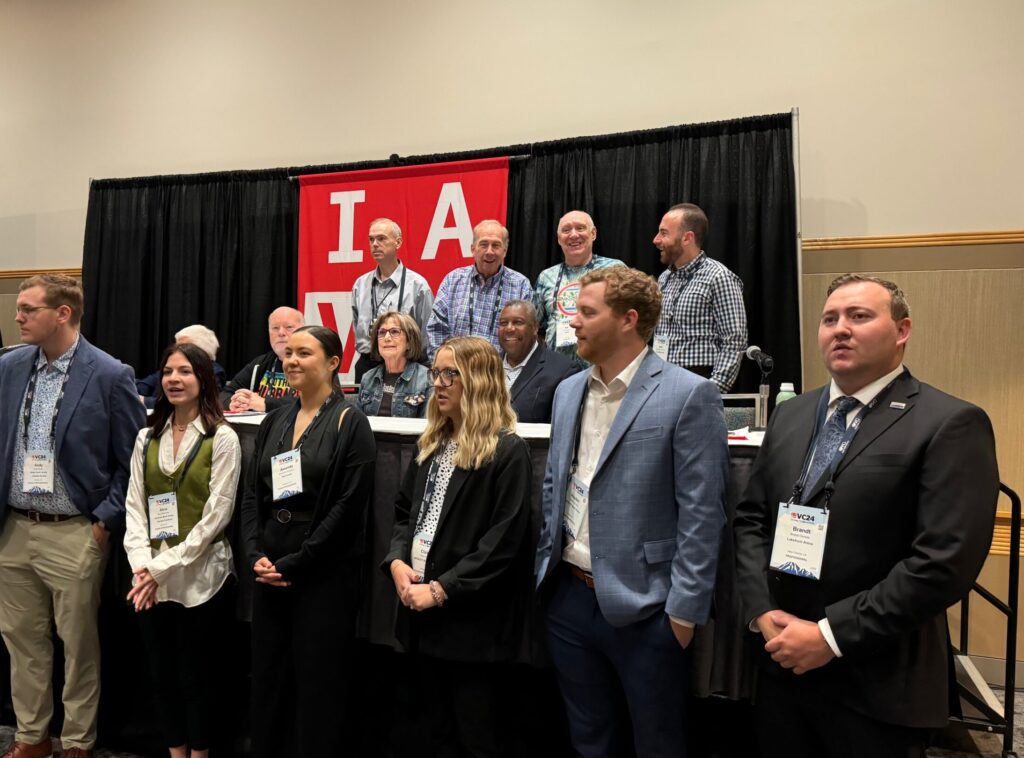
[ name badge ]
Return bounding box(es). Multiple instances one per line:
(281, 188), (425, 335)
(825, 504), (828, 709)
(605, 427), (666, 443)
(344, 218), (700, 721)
(22, 450), (55, 494)
(271, 449), (304, 501)
(147, 492), (180, 541)
(563, 475), (589, 539)
(653, 334), (670, 360)
(769, 503), (829, 580)
(555, 319), (578, 348)
(411, 531), (432, 576)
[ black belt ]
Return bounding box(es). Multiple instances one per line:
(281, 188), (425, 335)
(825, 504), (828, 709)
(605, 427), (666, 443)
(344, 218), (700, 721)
(8, 505), (83, 523)
(270, 508), (314, 524)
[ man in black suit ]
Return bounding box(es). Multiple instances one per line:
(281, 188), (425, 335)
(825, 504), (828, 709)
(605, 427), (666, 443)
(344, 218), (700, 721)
(498, 300), (577, 423)
(734, 274), (999, 758)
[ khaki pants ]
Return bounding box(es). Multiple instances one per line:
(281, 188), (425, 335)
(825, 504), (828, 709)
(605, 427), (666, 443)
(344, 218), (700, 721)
(0, 513), (107, 750)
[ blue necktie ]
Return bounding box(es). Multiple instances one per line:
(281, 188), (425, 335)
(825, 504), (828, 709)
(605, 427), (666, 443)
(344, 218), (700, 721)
(804, 396), (860, 492)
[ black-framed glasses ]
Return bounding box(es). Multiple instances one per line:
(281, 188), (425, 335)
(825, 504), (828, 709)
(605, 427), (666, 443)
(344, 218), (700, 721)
(428, 368), (460, 387)
(377, 328), (404, 339)
(15, 305), (57, 318)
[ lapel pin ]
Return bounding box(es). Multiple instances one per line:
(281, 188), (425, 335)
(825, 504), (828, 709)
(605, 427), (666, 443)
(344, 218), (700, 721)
(889, 401), (906, 410)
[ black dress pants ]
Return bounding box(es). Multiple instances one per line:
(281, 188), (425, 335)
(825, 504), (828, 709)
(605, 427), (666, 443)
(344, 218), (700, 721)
(137, 581), (233, 751)
(754, 671), (929, 758)
(250, 564), (359, 758)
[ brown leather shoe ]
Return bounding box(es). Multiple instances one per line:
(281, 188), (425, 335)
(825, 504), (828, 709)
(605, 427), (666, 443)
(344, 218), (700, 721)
(61, 750), (92, 758)
(0, 740), (53, 758)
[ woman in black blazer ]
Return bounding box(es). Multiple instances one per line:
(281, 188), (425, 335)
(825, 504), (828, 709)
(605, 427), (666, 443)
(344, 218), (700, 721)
(241, 326), (376, 758)
(386, 336), (532, 758)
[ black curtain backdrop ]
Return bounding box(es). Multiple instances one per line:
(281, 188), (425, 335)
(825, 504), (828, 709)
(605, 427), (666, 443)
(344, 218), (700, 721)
(83, 112), (799, 392)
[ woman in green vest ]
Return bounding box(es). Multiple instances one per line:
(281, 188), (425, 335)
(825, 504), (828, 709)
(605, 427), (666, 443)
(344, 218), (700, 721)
(124, 342), (242, 758)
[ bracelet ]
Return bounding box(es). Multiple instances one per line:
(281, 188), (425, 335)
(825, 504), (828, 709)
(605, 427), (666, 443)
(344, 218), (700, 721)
(429, 580), (446, 608)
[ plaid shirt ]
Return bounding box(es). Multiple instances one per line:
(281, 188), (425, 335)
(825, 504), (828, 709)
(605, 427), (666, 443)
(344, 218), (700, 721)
(533, 256), (625, 368)
(426, 265), (534, 357)
(656, 252), (747, 392)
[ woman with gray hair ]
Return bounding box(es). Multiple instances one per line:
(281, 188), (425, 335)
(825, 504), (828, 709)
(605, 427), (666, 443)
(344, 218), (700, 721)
(137, 325), (227, 408)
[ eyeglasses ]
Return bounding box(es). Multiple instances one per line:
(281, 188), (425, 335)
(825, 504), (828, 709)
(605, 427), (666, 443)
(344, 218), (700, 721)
(428, 368), (461, 387)
(15, 305), (57, 317)
(377, 328), (404, 339)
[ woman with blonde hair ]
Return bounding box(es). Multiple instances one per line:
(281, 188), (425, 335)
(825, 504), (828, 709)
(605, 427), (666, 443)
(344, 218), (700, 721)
(386, 336), (532, 757)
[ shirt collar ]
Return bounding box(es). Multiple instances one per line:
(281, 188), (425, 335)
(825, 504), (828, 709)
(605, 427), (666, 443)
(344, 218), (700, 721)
(671, 250), (706, 276)
(36, 334), (80, 373)
(828, 364), (905, 408)
(503, 340), (539, 371)
(588, 347), (649, 394)
(472, 265), (504, 286)
(375, 261), (404, 284)
(160, 414), (208, 435)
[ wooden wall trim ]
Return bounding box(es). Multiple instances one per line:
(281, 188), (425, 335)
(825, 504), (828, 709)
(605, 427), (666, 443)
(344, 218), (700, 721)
(990, 513), (1023, 557)
(0, 268), (83, 281)
(803, 230), (1024, 251)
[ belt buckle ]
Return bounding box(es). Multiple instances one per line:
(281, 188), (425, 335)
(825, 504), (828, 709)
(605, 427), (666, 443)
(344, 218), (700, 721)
(275, 509), (292, 524)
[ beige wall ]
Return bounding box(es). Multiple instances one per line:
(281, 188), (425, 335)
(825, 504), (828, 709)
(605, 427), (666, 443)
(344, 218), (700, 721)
(1, 0), (1023, 270)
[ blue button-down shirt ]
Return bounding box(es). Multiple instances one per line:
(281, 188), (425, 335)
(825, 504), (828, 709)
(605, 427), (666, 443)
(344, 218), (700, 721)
(426, 264), (533, 358)
(9, 337), (81, 515)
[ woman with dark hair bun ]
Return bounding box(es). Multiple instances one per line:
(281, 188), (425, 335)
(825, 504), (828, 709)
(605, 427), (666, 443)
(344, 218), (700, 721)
(124, 342), (241, 758)
(241, 325), (376, 757)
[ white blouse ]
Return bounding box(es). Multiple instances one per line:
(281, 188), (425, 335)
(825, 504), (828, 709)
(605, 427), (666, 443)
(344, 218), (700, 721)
(124, 418), (242, 607)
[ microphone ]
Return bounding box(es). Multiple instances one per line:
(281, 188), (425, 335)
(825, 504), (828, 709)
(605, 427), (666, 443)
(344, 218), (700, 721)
(744, 345), (774, 372)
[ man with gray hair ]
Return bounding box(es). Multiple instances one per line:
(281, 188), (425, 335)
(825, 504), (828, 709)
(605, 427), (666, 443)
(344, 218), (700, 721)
(350, 217), (433, 382)
(533, 210), (624, 368)
(497, 300), (577, 423)
(220, 306), (304, 412)
(136, 324), (226, 408)
(426, 219), (533, 357)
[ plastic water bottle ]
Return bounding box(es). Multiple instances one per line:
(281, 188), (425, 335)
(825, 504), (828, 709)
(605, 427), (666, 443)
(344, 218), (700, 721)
(776, 382), (797, 405)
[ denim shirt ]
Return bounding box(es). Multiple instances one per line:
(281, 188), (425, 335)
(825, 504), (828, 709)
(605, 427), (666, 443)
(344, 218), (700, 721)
(357, 362), (432, 418)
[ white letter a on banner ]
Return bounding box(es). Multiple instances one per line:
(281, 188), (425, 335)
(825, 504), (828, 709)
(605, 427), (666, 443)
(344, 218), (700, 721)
(328, 190), (365, 263)
(421, 182), (473, 260)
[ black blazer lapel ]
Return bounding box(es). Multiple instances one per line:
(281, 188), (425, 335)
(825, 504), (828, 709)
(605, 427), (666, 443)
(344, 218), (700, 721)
(510, 345), (544, 404)
(803, 371), (919, 502)
(432, 466), (471, 538)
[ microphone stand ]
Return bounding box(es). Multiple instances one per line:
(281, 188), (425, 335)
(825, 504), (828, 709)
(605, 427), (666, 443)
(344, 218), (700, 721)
(752, 356), (774, 431)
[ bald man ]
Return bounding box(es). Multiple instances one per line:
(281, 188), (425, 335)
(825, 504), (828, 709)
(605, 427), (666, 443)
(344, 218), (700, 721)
(220, 306), (305, 412)
(533, 211), (624, 368)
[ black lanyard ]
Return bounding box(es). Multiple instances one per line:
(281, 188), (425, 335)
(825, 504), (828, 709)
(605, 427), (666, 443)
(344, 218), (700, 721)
(144, 431), (206, 494)
(275, 395), (337, 452)
(551, 260), (596, 317)
(468, 268), (505, 335)
(791, 377), (900, 507)
(22, 344), (79, 450)
(257, 358), (280, 397)
(568, 382), (593, 476)
(662, 254), (705, 325)
(414, 443), (451, 532)
(371, 264), (407, 315)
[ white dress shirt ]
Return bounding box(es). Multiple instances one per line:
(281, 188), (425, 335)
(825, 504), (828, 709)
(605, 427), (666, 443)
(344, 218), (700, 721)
(124, 418), (241, 607)
(817, 363), (905, 657)
(503, 341), (539, 390)
(561, 347), (649, 572)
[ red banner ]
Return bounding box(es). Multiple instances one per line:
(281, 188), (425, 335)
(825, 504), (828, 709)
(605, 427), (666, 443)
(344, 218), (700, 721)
(297, 157), (509, 379)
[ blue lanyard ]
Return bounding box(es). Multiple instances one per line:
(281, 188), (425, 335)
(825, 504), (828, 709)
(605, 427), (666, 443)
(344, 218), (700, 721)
(791, 377), (900, 507)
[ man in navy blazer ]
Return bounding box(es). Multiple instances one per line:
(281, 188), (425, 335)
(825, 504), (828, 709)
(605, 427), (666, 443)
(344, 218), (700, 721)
(0, 275), (144, 758)
(535, 266), (728, 757)
(498, 300), (578, 423)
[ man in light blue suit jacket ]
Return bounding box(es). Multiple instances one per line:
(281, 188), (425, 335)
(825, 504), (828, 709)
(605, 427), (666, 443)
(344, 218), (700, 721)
(0, 275), (144, 758)
(535, 266), (728, 758)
